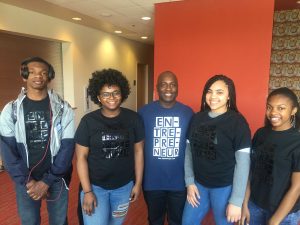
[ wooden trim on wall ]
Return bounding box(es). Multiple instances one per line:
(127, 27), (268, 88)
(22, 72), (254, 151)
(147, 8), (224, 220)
(0, 32), (63, 110)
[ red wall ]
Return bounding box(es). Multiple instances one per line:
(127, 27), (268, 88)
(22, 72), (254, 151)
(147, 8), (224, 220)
(154, 0), (275, 134)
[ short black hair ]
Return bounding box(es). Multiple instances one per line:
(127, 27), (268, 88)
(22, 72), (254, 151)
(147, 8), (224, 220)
(20, 56), (55, 80)
(88, 68), (130, 106)
(265, 87), (300, 129)
(156, 71), (177, 87)
(200, 74), (238, 112)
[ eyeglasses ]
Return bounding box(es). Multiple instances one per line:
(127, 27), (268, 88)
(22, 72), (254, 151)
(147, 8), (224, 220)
(99, 90), (121, 99)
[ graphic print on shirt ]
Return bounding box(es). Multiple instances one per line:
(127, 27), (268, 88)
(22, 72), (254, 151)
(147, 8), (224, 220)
(25, 110), (50, 151)
(190, 125), (217, 160)
(153, 116), (181, 159)
(101, 129), (130, 159)
(252, 143), (275, 185)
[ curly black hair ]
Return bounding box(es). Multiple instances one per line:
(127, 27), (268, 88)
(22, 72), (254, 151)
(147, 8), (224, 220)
(88, 68), (130, 106)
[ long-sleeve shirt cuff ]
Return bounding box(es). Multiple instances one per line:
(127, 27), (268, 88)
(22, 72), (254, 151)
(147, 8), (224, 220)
(228, 196), (243, 208)
(185, 176), (195, 187)
(42, 173), (59, 186)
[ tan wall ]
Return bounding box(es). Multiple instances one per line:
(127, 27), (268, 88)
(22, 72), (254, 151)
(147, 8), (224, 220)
(0, 2), (154, 125)
(0, 32), (63, 110)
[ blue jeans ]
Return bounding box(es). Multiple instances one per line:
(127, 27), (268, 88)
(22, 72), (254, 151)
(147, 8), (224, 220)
(143, 190), (186, 225)
(248, 201), (300, 225)
(15, 179), (68, 225)
(182, 181), (233, 225)
(81, 181), (133, 225)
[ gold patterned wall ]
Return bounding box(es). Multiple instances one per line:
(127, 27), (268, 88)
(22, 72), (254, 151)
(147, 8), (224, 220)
(269, 9), (300, 98)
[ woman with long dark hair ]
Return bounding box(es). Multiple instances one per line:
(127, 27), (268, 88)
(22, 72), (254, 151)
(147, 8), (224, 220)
(182, 75), (251, 225)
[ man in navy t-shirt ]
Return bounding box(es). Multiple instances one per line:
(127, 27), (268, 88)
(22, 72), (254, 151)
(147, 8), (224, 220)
(139, 71), (193, 225)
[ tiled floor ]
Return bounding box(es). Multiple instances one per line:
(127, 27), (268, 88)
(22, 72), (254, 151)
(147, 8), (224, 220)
(0, 162), (215, 225)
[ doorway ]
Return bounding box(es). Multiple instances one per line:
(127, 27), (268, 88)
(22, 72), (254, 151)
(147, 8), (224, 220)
(137, 63), (149, 110)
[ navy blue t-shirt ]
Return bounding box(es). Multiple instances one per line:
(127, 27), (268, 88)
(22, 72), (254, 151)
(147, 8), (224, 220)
(139, 101), (193, 191)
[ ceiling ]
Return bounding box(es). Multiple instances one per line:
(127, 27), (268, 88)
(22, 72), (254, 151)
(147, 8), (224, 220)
(1, 0), (299, 45)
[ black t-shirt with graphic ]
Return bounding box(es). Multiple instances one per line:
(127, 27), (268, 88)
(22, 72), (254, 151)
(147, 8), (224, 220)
(250, 127), (300, 213)
(75, 108), (145, 189)
(188, 110), (251, 187)
(23, 95), (51, 180)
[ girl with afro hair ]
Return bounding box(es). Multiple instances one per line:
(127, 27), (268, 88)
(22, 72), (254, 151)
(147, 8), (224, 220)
(75, 68), (144, 225)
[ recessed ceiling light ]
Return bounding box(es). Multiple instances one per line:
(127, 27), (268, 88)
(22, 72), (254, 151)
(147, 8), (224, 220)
(141, 16), (151, 21)
(72, 17), (82, 21)
(114, 30), (122, 34)
(141, 36), (148, 39)
(297, 0), (300, 4)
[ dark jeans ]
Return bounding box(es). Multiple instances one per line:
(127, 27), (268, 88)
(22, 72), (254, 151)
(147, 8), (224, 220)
(15, 179), (68, 225)
(143, 190), (186, 225)
(248, 201), (300, 225)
